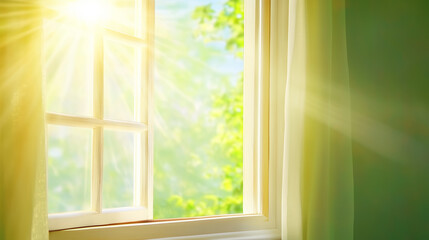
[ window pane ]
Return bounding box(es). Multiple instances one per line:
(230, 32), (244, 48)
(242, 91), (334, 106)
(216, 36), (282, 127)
(104, 38), (137, 121)
(106, 0), (136, 35)
(47, 125), (92, 214)
(154, 0), (244, 219)
(103, 130), (135, 209)
(43, 18), (93, 116)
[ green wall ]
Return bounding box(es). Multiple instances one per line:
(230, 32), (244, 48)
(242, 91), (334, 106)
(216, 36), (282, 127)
(346, 0), (429, 239)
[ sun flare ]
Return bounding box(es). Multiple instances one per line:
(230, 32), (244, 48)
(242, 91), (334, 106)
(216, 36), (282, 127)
(63, 0), (108, 24)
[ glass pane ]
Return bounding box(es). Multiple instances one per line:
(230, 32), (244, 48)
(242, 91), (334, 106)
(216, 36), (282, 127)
(47, 125), (92, 214)
(154, 0), (244, 219)
(43, 18), (93, 116)
(103, 130), (135, 209)
(104, 38), (137, 121)
(106, 0), (136, 35)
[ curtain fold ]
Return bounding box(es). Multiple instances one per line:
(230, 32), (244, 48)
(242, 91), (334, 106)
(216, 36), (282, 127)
(0, 1), (48, 240)
(282, 0), (354, 239)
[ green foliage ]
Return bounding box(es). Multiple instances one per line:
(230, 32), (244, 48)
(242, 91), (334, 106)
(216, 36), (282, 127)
(192, 0), (244, 58)
(163, 0), (245, 218)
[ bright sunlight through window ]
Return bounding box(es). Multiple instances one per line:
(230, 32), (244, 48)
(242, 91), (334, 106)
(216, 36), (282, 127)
(62, 0), (108, 24)
(44, 0), (244, 230)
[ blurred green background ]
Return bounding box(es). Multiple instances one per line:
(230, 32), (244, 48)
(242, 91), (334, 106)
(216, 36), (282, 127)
(153, 0), (244, 218)
(346, 0), (429, 238)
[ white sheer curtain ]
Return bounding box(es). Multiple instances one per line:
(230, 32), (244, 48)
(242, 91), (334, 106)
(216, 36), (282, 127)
(0, 1), (48, 240)
(280, 0), (354, 239)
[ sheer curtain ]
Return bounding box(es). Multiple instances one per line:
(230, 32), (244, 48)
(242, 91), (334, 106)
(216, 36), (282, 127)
(0, 1), (48, 240)
(281, 0), (354, 239)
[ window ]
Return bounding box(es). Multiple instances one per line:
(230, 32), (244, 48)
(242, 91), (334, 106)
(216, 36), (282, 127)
(46, 0), (276, 238)
(44, 0), (153, 230)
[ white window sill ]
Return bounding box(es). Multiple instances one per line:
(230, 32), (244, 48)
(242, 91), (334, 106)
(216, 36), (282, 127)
(154, 229), (280, 240)
(49, 214), (280, 240)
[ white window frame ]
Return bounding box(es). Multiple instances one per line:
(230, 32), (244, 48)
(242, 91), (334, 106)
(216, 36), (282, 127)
(48, 0), (282, 238)
(45, 0), (154, 230)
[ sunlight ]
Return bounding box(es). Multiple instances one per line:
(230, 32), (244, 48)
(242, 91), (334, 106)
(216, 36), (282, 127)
(63, 0), (108, 24)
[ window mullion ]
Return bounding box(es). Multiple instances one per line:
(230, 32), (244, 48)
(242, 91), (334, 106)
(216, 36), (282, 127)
(92, 28), (104, 214)
(103, 28), (146, 47)
(133, 0), (143, 209)
(142, 0), (154, 219)
(45, 113), (147, 131)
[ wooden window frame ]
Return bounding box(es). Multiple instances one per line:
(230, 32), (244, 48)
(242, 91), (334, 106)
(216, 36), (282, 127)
(48, 0), (280, 238)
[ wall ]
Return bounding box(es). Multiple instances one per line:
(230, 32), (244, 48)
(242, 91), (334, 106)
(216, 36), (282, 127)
(346, 0), (429, 239)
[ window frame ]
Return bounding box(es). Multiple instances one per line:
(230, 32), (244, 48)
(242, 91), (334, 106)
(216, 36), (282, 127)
(45, 0), (153, 230)
(48, 0), (281, 238)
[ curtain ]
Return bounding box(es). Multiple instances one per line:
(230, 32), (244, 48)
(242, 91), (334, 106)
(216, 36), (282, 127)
(0, 1), (48, 240)
(281, 0), (354, 239)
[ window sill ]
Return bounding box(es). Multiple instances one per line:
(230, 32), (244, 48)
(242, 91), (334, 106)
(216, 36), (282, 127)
(49, 214), (279, 240)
